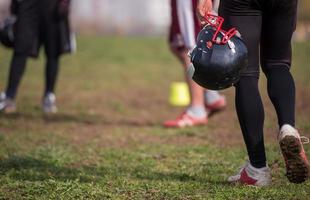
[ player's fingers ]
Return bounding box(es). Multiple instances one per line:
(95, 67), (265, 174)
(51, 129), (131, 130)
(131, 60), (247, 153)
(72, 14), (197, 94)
(197, 0), (212, 25)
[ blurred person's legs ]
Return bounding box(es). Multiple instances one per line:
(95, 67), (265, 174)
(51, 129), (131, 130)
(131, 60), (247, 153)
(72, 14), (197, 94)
(164, 46), (208, 128)
(45, 56), (59, 96)
(41, 0), (60, 114)
(5, 53), (27, 99)
(0, 0), (39, 113)
(42, 55), (59, 114)
(172, 47), (206, 112)
(164, 0), (226, 128)
(0, 53), (27, 113)
(42, 52), (59, 114)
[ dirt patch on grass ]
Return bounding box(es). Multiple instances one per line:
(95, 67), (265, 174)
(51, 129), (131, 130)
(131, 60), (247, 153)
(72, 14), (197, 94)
(63, 82), (310, 148)
(1, 79), (309, 151)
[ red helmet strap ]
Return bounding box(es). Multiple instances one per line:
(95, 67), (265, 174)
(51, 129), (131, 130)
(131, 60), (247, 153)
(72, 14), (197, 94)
(204, 13), (237, 44)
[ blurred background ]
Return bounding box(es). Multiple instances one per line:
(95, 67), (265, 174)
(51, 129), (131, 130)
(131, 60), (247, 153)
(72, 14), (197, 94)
(0, 0), (309, 39)
(0, 1), (310, 199)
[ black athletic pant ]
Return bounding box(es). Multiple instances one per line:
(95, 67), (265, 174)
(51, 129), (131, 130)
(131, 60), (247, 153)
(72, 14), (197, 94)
(6, 1), (60, 99)
(6, 54), (59, 99)
(219, 0), (298, 168)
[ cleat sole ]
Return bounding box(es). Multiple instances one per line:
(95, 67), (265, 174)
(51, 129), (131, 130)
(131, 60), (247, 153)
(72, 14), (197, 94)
(280, 136), (310, 183)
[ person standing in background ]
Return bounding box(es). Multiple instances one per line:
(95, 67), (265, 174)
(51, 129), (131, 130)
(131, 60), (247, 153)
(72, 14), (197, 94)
(0, 0), (74, 114)
(164, 0), (226, 128)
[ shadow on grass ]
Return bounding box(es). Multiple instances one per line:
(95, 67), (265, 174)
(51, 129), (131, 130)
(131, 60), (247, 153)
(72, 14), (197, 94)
(0, 155), (98, 183)
(0, 112), (158, 127)
(133, 170), (231, 186)
(0, 155), (230, 186)
(44, 114), (158, 127)
(0, 155), (134, 183)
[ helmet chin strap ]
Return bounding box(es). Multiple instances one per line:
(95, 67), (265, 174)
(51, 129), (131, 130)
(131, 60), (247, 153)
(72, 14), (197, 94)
(204, 13), (237, 45)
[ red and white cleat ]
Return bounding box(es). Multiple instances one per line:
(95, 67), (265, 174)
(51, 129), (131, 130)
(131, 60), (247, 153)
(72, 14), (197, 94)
(163, 112), (208, 128)
(228, 162), (271, 187)
(278, 124), (310, 183)
(205, 95), (226, 116)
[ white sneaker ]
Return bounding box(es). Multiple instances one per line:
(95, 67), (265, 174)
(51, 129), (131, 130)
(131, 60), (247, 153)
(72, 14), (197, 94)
(228, 162), (271, 186)
(0, 92), (16, 114)
(42, 93), (58, 114)
(278, 124), (310, 183)
(204, 91), (226, 116)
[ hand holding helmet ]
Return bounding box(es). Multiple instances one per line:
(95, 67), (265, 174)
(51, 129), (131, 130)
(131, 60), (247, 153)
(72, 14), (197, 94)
(188, 14), (248, 90)
(197, 0), (213, 25)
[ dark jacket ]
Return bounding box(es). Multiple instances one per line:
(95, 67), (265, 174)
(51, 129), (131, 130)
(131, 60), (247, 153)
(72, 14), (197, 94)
(11, 0), (74, 58)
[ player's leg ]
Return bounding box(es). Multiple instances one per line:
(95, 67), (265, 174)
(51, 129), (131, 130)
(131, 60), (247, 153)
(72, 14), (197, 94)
(204, 90), (226, 117)
(41, 0), (59, 114)
(170, 46), (206, 111)
(220, 2), (266, 169)
(164, 0), (226, 128)
(43, 54), (59, 114)
(260, 0), (310, 183)
(5, 53), (27, 100)
(0, 53), (27, 113)
(0, 0), (38, 113)
(164, 0), (208, 128)
(45, 56), (59, 97)
(174, 0), (206, 112)
(260, 2), (297, 129)
(219, 0), (271, 186)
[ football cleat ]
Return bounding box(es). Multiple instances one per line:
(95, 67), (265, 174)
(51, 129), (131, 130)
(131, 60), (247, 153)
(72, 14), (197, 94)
(278, 124), (310, 183)
(228, 162), (271, 186)
(205, 94), (226, 116)
(163, 112), (208, 128)
(42, 92), (58, 114)
(0, 92), (16, 114)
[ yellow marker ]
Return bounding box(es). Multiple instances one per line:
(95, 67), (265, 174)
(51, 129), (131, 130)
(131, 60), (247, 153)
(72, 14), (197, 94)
(169, 82), (190, 106)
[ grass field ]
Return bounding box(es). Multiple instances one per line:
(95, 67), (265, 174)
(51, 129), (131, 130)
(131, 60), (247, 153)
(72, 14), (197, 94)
(0, 36), (310, 200)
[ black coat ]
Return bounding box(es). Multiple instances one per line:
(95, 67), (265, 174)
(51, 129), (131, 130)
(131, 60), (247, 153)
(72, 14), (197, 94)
(11, 0), (74, 58)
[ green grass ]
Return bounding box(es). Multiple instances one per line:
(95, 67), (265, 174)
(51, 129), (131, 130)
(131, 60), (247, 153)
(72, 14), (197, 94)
(0, 36), (310, 199)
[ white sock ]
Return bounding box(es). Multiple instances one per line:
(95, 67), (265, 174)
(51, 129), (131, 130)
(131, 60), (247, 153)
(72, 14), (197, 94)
(205, 90), (221, 105)
(186, 106), (207, 118)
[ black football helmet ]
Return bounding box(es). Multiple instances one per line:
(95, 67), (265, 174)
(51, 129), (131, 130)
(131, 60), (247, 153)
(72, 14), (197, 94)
(188, 14), (248, 90)
(0, 16), (16, 48)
